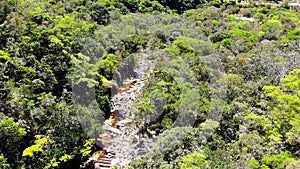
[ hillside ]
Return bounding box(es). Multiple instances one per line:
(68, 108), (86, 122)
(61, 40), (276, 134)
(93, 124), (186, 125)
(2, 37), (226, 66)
(1, 0), (300, 169)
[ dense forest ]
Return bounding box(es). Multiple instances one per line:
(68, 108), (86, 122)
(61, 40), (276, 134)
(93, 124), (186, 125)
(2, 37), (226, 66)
(1, 0), (300, 168)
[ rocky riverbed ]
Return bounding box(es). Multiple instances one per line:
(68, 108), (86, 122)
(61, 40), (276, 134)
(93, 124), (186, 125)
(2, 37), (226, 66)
(82, 51), (156, 169)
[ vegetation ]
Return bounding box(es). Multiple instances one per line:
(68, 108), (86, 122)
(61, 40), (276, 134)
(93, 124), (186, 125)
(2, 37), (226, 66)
(0, 0), (300, 168)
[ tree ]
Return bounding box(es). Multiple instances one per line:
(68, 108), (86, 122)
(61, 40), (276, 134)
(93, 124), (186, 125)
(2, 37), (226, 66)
(261, 19), (282, 40)
(263, 69), (300, 146)
(179, 151), (209, 169)
(0, 114), (26, 168)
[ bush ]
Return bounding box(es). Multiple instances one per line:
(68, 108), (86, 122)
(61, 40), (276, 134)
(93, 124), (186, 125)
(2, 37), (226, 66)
(129, 127), (198, 168)
(209, 32), (231, 43)
(202, 6), (221, 20)
(260, 19), (282, 40)
(240, 8), (251, 17)
(248, 160), (260, 169)
(230, 28), (256, 42)
(179, 151), (209, 169)
(221, 38), (233, 47)
(0, 154), (11, 169)
(89, 3), (110, 25)
(286, 30), (300, 40)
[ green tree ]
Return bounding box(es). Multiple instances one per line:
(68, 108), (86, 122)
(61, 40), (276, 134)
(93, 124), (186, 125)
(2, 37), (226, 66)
(179, 151), (209, 169)
(261, 19), (282, 40)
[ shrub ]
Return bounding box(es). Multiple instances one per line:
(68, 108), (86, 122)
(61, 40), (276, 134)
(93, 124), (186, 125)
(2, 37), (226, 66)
(260, 19), (282, 40)
(211, 19), (218, 26)
(179, 151), (209, 169)
(254, 12), (266, 21)
(202, 6), (221, 20)
(261, 151), (294, 169)
(248, 160), (260, 169)
(230, 28), (256, 42)
(129, 127), (198, 168)
(286, 29), (300, 40)
(209, 32), (231, 43)
(0, 154), (11, 169)
(221, 38), (233, 47)
(240, 8), (251, 17)
(89, 3), (110, 25)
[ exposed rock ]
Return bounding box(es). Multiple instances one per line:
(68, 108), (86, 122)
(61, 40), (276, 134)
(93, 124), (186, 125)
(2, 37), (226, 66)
(236, 16), (255, 22)
(169, 30), (183, 41)
(82, 52), (156, 169)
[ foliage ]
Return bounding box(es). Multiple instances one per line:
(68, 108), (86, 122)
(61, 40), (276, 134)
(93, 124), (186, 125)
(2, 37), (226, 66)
(1, 0), (300, 168)
(130, 127), (198, 168)
(260, 19), (282, 40)
(0, 154), (11, 169)
(179, 151), (209, 169)
(22, 135), (50, 157)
